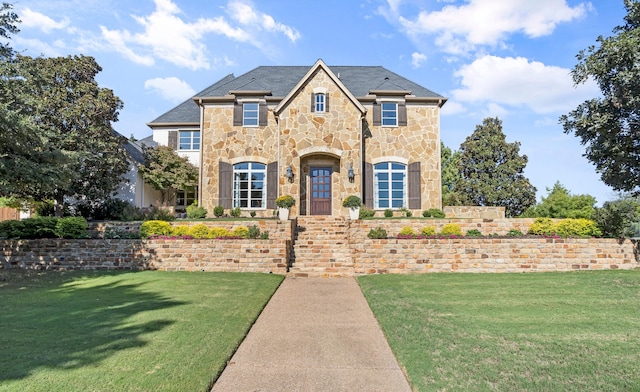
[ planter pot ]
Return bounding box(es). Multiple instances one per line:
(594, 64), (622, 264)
(278, 207), (290, 221)
(348, 207), (360, 220)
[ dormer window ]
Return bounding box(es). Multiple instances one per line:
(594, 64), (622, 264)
(381, 102), (398, 127)
(315, 93), (325, 112)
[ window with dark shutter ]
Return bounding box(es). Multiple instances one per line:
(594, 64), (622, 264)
(325, 93), (329, 112)
(168, 131), (178, 150)
(218, 161), (233, 208)
(259, 102), (268, 126)
(266, 161), (278, 209)
(372, 102), (381, 126)
(398, 102), (407, 126)
(233, 103), (242, 126)
(310, 93), (315, 113)
(364, 162), (374, 208)
(408, 162), (421, 209)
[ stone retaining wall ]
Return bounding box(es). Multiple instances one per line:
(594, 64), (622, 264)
(1, 238), (289, 274)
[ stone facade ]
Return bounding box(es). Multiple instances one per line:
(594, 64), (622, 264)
(151, 60), (446, 219)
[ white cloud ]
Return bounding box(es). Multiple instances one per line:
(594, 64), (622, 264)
(441, 100), (466, 116)
(98, 0), (298, 69)
(451, 55), (599, 114)
(19, 8), (69, 33)
(14, 36), (64, 57)
(144, 77), (196, 103)
(411, 52), (427, 68)
(397, 0), (589, 54)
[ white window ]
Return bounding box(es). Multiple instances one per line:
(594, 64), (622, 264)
(374, 162), (406, 209)
(315, 93), (325, 112)
(179, 131), (200, 150)
(233, 162), (266, 209)
(243, 103), (259, 127)
(381, 102), (398, 127)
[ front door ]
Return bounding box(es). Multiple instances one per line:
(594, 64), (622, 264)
(310, 167), (332, 215)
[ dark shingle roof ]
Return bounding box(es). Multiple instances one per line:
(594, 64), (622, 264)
(148, 64), (445, 126)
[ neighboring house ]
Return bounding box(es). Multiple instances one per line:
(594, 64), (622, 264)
(147, 59), (447, 217)
(114, 134), (162, 208)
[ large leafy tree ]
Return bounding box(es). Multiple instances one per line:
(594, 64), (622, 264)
(453, 117), (537, 217)
(138, 146), (198, 205)
(560, 0), (640, 195)
(523, 182), (596, 219)
(440, 141), (464, 206)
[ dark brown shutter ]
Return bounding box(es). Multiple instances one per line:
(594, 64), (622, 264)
(408, 161), (421, 209)
(266, 161), (278, 209)
(233, 102), (242, 126)
(398, 102), (407, 126)
(325, 93), (329, 112)
(218, 161), (233, 209)
(310, 93), (315, 112)
(168, 131), (178, 150)
(364, 162), (373, 208)
(259, 102), (268, 126)
(372, 102), (381, 126)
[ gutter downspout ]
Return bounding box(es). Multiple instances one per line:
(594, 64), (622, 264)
(360, 113), (365, 202)
(198, 98), (204, 206)
(275, 112), (281, 200)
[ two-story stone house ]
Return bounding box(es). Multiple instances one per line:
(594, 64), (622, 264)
(147, 59), (447, 217)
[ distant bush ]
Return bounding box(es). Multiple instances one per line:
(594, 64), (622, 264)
(367, 227), (388, 239)
(0, 217), (57, 239)
(465, 229), (483, 237)
(592, 197), (640, 238)
(554, 219), (602, 237)
(186, 201), (207, 219)
(439, 223), (462, 236)
(528, 218), (556, 236)
(423, 208), (445, 218)
(54, 217), (88, 239)
(144, 207), (176, 221)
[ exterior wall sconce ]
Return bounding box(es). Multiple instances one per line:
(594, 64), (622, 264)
(286, 165), (294, 182)
(347, 163), (355, 183)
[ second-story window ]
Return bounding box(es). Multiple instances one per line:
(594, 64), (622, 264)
(381, 102), (398, 127)
(243, 102), (259, 127)
(179, 131), (200, 150)
(315, 93), (325, 112)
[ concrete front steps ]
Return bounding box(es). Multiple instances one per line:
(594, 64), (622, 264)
(288, 216), (355, 277)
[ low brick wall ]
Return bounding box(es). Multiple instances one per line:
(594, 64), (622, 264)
(1, 238), (289, 274)
(443, 206), (506, 219)
(352, 238), (639, 274)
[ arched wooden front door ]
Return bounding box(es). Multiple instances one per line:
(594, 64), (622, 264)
(309, 167), (332, 215)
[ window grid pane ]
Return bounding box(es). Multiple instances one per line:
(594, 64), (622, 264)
(243, 103), (259, 127)
(179, 131), (200, 150)
(315, 94), (325, 112)
(381, 102), (397, 127)
(233, 162), (266, 209)
(373, 161), (406, 209)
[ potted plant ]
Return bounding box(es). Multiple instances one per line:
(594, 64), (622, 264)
(342, 195), (362, 220)
(275, 195), (295, 221)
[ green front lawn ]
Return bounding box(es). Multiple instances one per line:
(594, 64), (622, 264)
(359, 271), (640, 391)
(0, 270), (283, 392)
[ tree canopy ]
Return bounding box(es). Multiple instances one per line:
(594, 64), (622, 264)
(138, 146), (198, 206)
(0, 4), (128, 210)
(523, 182), (596, 219)
(440, 141), (464, 206)
(453, 117), (537, 217)
(560, 0), (640, 195)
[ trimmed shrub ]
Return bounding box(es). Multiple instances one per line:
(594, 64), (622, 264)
(187, 224), (212, 239)
(0, 217), (58, 239)
(232, 226), (249, 238)
(54, 217), (88, 239)
(398, 226), (416, 237)
(439, 223), (462, 236)
(171, 225), (190, 236)
(507, 229), (524, 237)
(210, 227), (231, 238)
(260, 231), (269, 239)
(359, 207), (376, 219)
(466, 229), (483, 237)
(140, 220), (172, 238)
(247, 225), (261, 239)
(367, 227), (388, 239)
(144, 207), (176, 221)
(250, 211), (257, 218)
(230, 207), (242, 218)
(213, 206), (224, 218)
(554, 218), (602, 237)
(423, 208), (446, 218)
(421, 226), (436, 236)
(528, 217), (556, 235)
(384, 209), (394, 218)
(186, 201), (207, 219)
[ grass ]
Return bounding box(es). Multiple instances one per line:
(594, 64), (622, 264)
(0, 270), (283, 392)
(359, 271), (640, 391)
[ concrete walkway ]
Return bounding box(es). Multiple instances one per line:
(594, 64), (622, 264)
(211, 277), (412, 392)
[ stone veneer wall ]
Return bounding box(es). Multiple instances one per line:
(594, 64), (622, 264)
(1, 239), (289, 274)
(444, 206), (506, 219)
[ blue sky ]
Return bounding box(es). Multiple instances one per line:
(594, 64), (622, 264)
(7, 0), (630, 205)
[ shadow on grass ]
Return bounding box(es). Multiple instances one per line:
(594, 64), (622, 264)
(0, 270), (186, 382)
